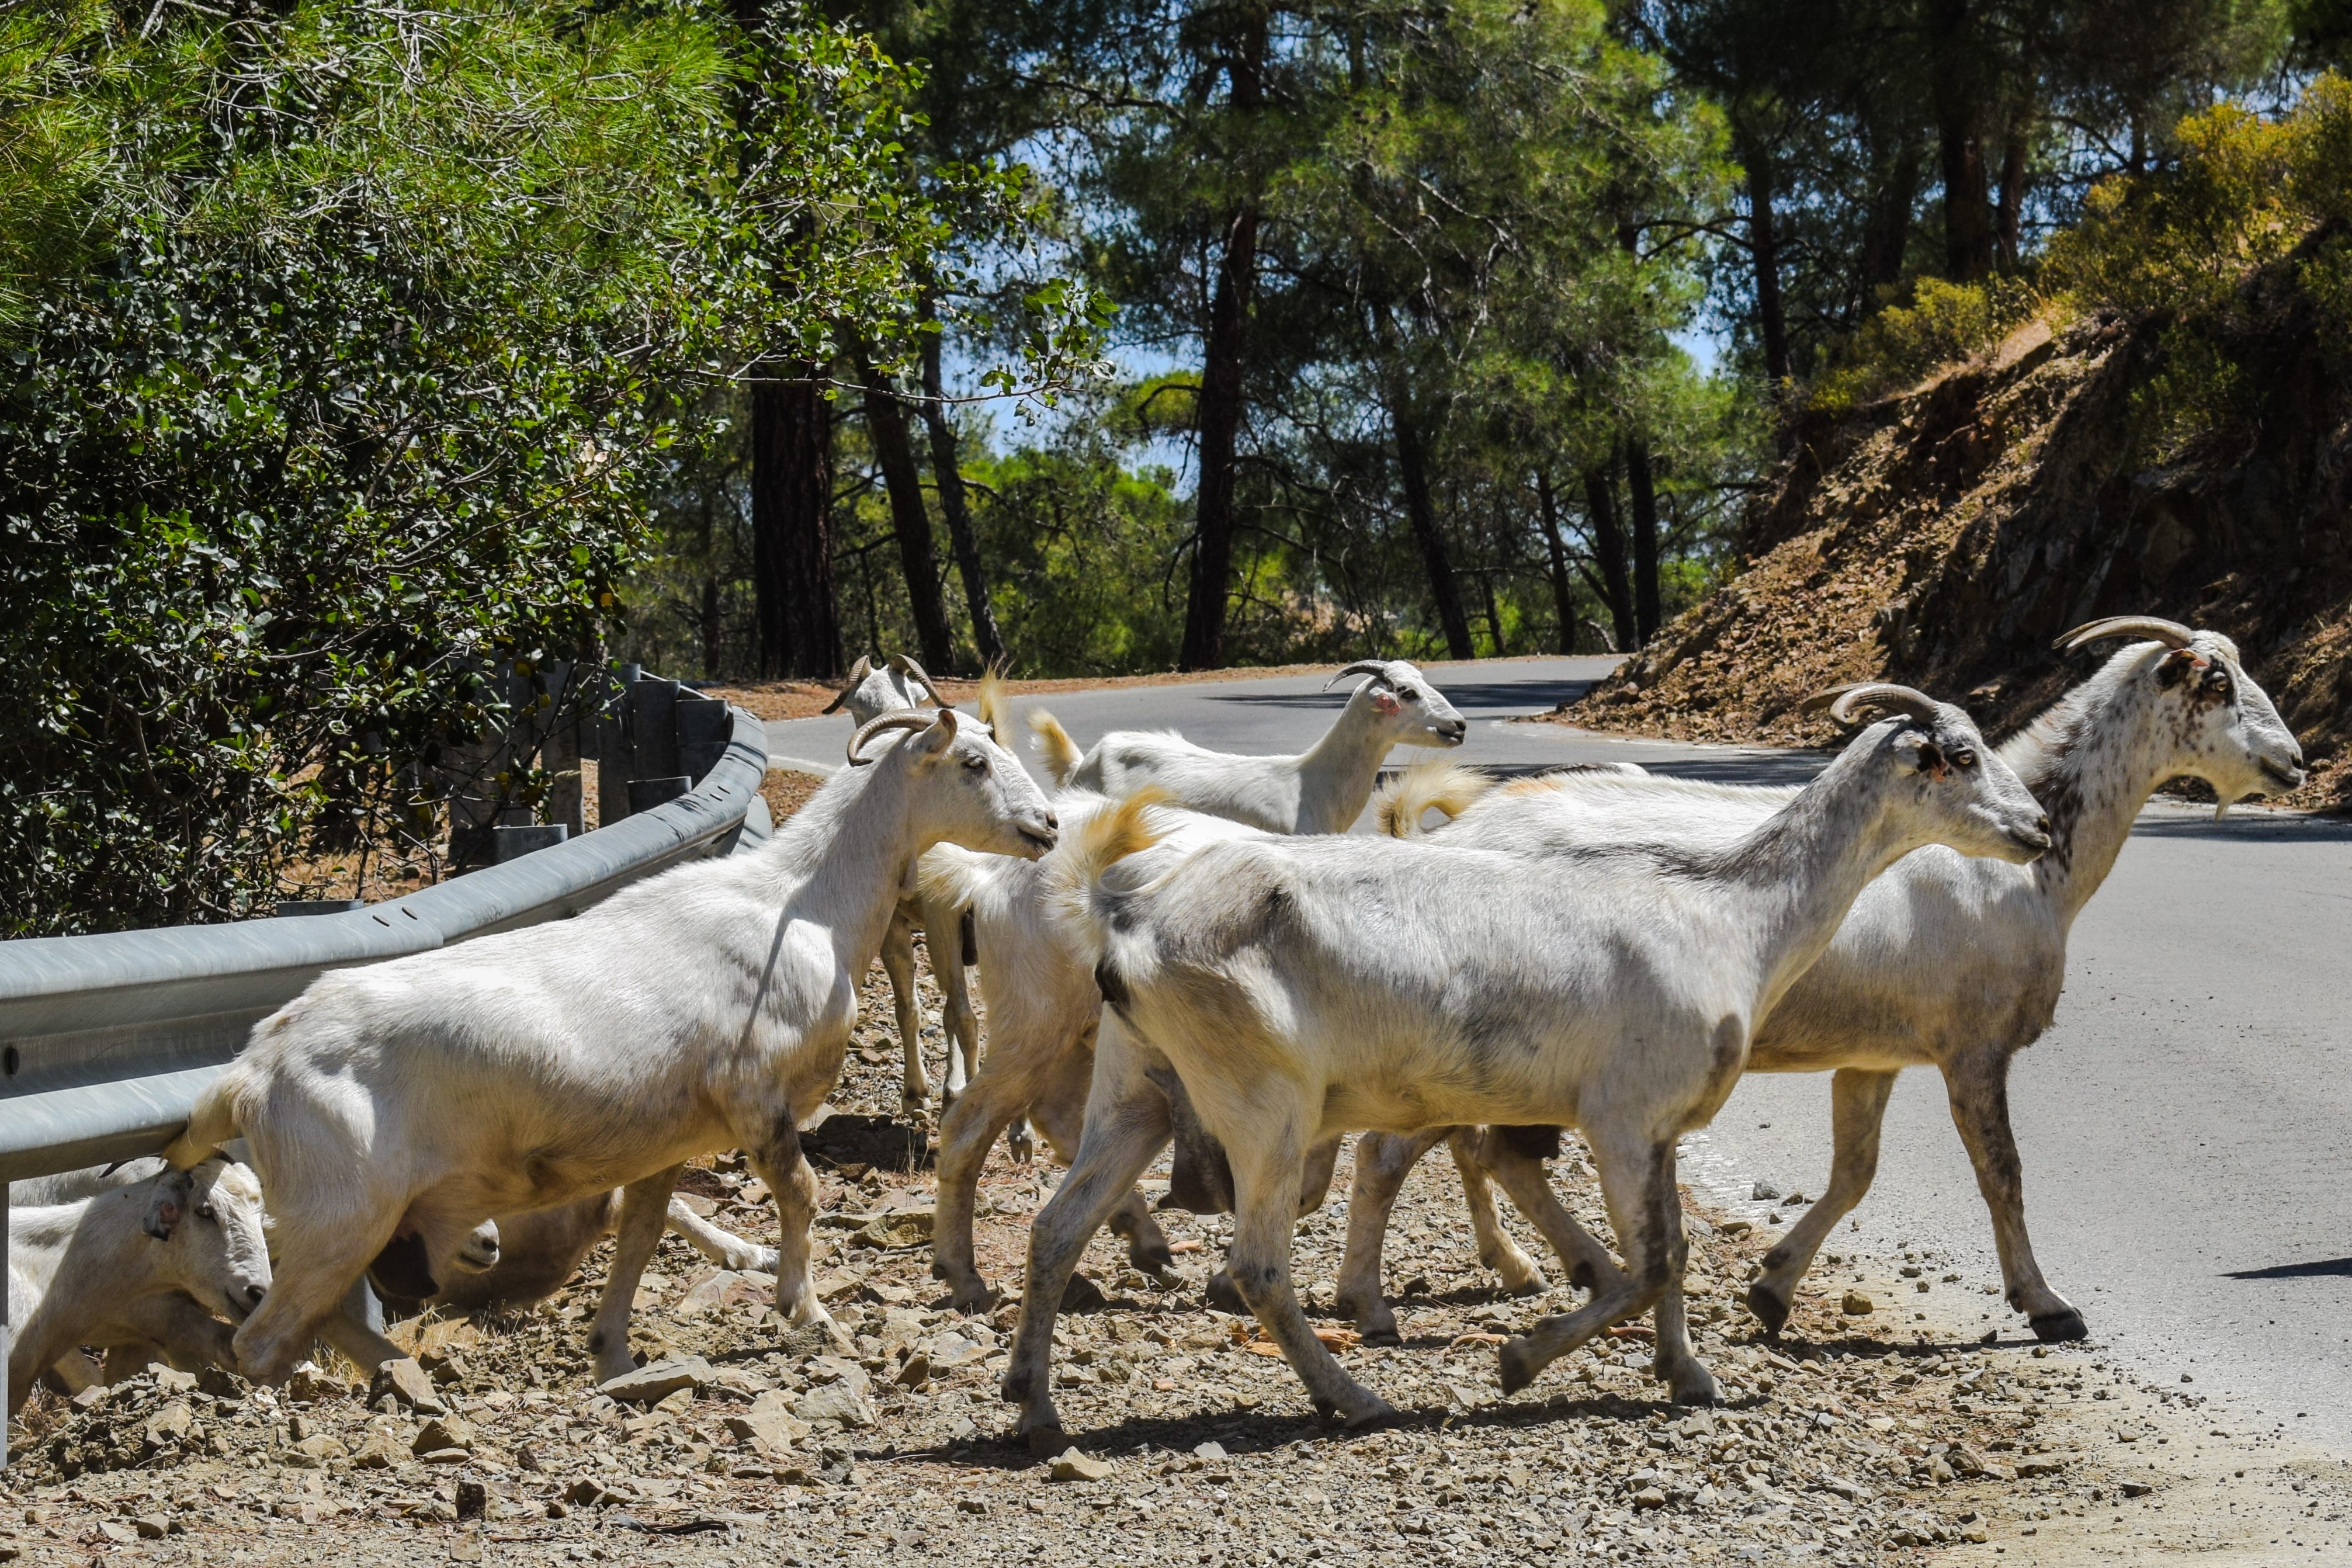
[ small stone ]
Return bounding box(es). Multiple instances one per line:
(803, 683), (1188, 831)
(1841, 1292), (1875, 1316)
(894, 1353), (932, 1389)
(775, 1321), (854, 1361)
(369, 1358), (446, 1415)
(957, 1497), (988, 1516)
(1050, 1450), (1115, 1483)
(151, 1366), (199, 1395)
(1948, 1444), (1989, 1477)
(2119, 1480), (2153, 1498)
(1750, 1181), (1781, 1202)
(851, 1208), (935, 1250)
(351, 1427), (407, 1470)
(417, 1448), (472, 1465)
(133, 1515), (169, 1539)
(411, 1415), (476, 1456)
(599, 1355), (713, 1405)
(1633, 1487), (1667, 1509)
(456, 1480), (488, 1521)
(284, 1362), (339, 1403)
(1193, 1441), (1228, 1462)
(142, 1400), (195, 1451)
(98, 1521), (137, 1545)
(725, 1391), (811, 1458)
(2016, 1456), (2065, 1477)
(283, 1434), (349, 1469)
(795, 1380), (876, 1429)
(1926, 1455), (1956, 1483)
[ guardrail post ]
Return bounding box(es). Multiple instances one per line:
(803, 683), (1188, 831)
(595, 664), (640, 828)
(675, 693), (730, 783)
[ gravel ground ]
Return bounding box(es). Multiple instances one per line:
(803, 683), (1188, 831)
(9, 951), (2345, 1566)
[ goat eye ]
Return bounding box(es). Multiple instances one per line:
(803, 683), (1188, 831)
(195, 1204), (216, 1221)
(963, 755), (987, 772)
(1951, 751), (1976, 768)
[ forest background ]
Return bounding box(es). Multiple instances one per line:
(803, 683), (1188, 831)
(9, 0), (2350, 931)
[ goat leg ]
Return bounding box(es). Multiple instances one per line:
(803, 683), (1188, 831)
(313, 1277), (405, 1376)
(1028, 1050), (1171, 1277)
(1942, 1049), (2086, 1341)
(665, 1196), (777, 1274)
(1498, 1133), (1683, 1397)
(1335, 1128), (1453, 1344)
(1003, 1025), (1173, 1456)
(1748, 1067), (1896, 1334)
(931, 1021), (1063, 1312)
(748, 1121), (832, 1333)
(925, 891), (981, 1104)
(1465, 1126), (1626, 1298)
(1448, 1128), (1547, 1295)
(881, 910), (930, 1114)
(587, 1165), (682, 1384)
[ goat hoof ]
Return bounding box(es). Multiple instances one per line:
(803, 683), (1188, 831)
(1126, 1237), (1176, 1273)
(1496, 1338), (1541, 1397)
(950, 1281), (996, 1316)
(1202, 1270), (1247, 1316)
(1024, 1423), (1071, 1459)
(1666, 1368), (1723, 1407)
(2030, 1309), (2089, 1343)
(1744, 1282), (1791, 1334)
(1504, 1271), (1549, 1299)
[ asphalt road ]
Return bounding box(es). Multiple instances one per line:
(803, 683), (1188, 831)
(766, 656), (2352, 1447)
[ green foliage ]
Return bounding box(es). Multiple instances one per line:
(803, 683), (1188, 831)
(1811, 276), (2045, 414)
(1, 1), (942, 935)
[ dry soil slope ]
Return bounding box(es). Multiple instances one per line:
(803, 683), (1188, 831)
(1574, 304), (2352, 808)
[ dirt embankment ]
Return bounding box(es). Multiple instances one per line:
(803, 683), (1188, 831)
(1561, 302), (2352, 809)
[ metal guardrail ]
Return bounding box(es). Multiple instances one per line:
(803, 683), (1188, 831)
(0, 698), (769, 1185)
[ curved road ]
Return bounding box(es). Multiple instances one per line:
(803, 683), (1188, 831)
(766, 655), (2352, 1446)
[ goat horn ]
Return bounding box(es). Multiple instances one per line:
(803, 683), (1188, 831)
(1323, 659), (1391, 691)
(847, 710), (947, 765)
(1801, 683), (1947, 728)
(2053, 615), (2195, 652)
(820, 654), (873, 715)
(897, 655), (951, 709)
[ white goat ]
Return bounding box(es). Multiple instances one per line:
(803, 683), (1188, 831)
(1000, 686), (2052, 1447)
(393, 1192), (775, 1314)
(165, 706), (1057, 1386)
(917, 660), (1469, 1307)
(1342, 617), (2304, 1364)
(823, 651), (982, 1113)
(1030, 658), (1468, 834)
(8, 1160), (271, 1413)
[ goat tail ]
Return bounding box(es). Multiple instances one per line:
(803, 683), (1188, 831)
(164, 1070), (244, 1170)
(1028, 707), (1082, 788)
(1041, 786), (1170, 965)
(976, 662), (1011, 740)
(1376, 758), (1493, 838)
(916, 842), (991, 913)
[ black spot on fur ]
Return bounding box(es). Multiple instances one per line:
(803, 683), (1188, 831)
(1093, 959), (1129, 1010)
(960, 908), (978, 967)
(1147, 1066), (1234, 1215)
(367, 1233), (439, 1304)
(1498, 1125), (1563, 1161)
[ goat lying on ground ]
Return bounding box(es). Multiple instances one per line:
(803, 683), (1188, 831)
(821, 653), (978, 1113)
(166, 706), (1057, 1386)
(1001, 686), (2051, 1448)
(1029, 658), (1466, 833)
(8, 1160), (271, 1413)
(1342, 618), (2305, 1360)
(387, 1192), (775, 1314)
(917, 661), (1469, 1306)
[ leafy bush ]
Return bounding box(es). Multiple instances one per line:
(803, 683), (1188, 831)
(0, 1), (938, 935)
(1810, 276), (2046, 414)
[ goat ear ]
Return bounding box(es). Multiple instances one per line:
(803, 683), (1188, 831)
(143, 1170), (193, 1240)
(1906, 735), (1950, 780)
(1371, 689), (1402, 716)
(2156, 647), (2207, 689)
(917, 707), (960, 756)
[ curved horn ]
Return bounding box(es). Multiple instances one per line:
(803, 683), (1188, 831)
(896, 655), (951, 709)
(1323, 659), (1392, 691)
(2053, 615), (2194, 653)
(820, 654), (873, 715)
(1801, 682), (1947, 728)
(847, 709), (947, 765)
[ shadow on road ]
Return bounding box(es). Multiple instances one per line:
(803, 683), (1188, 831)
(2222, 1257), (2352, 1281)
(1205, 676), (1606, 713)
(2128, 811), (2352, 844)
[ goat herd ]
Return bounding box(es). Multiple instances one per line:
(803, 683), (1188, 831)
(8, 617), (2308, 1471)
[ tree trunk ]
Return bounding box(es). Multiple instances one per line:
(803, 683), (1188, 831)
(749, 372), (840, 679)
(1626, 439), (1661, 646)
(1932, 0), (1994, 282)
(920, 319), (1004, 667)
(1995, 122), (2028, 270)
(1581, 461), (1635, 655)
(1391, 396), (1475, 661)
(1859, 126), (1923, 297)
(1179, 18), (1268, 672)
(1479, 570), (1508, 658)
(1534, 470), (1578, 654)
(855, 352), (957, 675)
(1739, 122), (1792, 396)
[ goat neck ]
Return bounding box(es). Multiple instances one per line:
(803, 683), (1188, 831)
(7, 1195), (145, 1409)
(1291, 682), (1401, 834)
(730, 750), (927, 978)
(1699, 729), (1954, 1021)
(2000, 644), (2204, 928)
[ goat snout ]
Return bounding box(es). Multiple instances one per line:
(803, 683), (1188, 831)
(1018, 816), (1060, 854)
(1441, 719), (1468, 744)
(2260, 754), (2306, 791)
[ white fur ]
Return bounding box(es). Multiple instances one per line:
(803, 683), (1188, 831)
(166, 709), (1057, 1387)
(8, 1160), (270, 1412)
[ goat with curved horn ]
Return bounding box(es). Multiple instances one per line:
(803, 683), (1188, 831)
(1801, 682), (1948, 728)
(1322, 659), (1392, 691)
(820, 654), (875, 715)
(848, 708), (956, 765)
(2053, 615), (2194, 652)
(884, 653), (952, 709)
